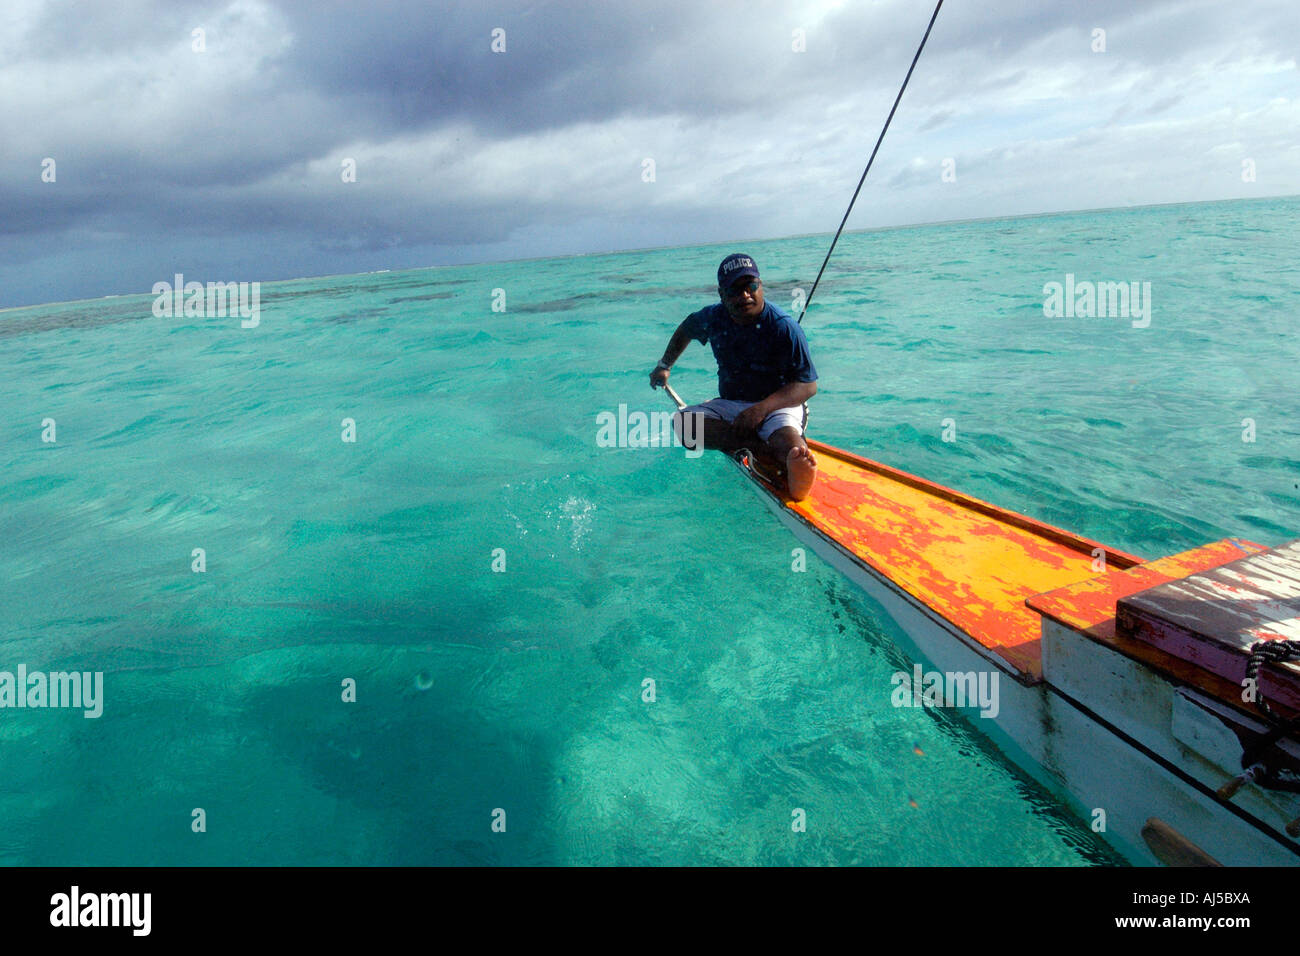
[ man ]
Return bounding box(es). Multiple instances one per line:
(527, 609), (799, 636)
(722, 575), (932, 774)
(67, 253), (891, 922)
(650, 253), (819, 500)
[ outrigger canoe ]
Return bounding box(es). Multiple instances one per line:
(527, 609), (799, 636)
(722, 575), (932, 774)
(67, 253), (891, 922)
(664, 385), (1300, 866)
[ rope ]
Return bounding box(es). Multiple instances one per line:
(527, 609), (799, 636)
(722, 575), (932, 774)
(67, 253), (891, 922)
(798, 0), (945, 325)
(1244, 638), (1300, 723)
(1237, 639), (1300, 792)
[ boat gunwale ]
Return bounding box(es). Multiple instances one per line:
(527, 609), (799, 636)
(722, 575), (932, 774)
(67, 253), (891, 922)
(724, 442), (1300, 861)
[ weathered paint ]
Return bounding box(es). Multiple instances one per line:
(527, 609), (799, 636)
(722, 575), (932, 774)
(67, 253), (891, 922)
(779, 440), (1140, 680)
(1027, 539), (1267, 638)
(728, 439), (1300, 864)
(1119, 540), (1300, 713)
(1041, 615), (1300, 861)
(1027, 539), (1291, 716)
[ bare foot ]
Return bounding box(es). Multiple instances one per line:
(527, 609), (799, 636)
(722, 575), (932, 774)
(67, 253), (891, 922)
(786, 445), (818, 501)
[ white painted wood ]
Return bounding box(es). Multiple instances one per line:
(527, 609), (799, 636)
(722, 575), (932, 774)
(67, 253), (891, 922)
(741, 471), (1300, 866)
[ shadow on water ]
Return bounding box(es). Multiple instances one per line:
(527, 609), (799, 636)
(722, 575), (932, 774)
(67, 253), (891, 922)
(240, 667), (558, 865)
(13, 644), (561, 866)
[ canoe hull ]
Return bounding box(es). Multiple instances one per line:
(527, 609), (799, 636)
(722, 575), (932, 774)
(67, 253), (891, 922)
(738, 457), (1300, 866)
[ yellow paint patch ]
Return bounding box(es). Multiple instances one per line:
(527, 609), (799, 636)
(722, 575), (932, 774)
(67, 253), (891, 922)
(787, 444), (1135, 680)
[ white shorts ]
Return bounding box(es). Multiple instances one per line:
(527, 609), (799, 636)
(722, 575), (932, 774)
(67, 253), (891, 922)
(680, 398), (808, 442)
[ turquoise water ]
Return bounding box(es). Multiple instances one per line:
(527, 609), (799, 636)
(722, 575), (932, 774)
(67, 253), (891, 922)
(2, 196), (1297, 865)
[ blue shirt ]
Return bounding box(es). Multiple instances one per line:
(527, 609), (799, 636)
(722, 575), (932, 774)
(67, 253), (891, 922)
(682, 302), (818, 403)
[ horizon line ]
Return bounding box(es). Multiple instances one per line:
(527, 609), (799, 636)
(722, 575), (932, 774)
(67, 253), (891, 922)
(3, 190), (1296, 314)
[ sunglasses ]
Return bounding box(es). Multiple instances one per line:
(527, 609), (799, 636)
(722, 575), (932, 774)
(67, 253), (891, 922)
(723, 280), (761, 299)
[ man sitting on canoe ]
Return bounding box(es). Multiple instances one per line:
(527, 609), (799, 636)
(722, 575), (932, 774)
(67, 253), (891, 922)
(650, 253), (819, 500)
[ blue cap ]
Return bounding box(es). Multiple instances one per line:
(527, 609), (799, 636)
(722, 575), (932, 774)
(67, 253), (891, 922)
(717, 253), (760, 287)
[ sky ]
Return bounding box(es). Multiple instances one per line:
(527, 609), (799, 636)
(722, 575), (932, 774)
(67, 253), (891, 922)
(1, 0), (1296, 308)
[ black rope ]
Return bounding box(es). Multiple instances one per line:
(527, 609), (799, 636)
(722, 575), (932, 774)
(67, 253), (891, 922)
(1244, 638), (1300, 723)
(1238, 639), (1300, 792)
(798, 0), (944, 325)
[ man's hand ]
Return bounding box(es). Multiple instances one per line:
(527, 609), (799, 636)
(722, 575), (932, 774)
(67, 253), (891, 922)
(650, 366), (670, 389)
(733, 402), (768, 435)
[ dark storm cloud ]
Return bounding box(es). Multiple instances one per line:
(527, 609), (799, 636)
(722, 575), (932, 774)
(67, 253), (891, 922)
(271, 0), (713, 137)
(1, 0), (1297, 308)
(22, 0), (800, 142)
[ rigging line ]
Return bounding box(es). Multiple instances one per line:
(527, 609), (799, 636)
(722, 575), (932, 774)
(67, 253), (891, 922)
(798, 0), (944, 325)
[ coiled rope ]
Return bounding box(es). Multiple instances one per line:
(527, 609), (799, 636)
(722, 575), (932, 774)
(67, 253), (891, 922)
(1238, 639), (1300, 793)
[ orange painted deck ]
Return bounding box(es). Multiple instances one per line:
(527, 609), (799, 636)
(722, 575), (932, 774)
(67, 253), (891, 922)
(1026, 538), (1285, 714)
(1027, 539), (1269, 642)
(780, 440), (1146, 682)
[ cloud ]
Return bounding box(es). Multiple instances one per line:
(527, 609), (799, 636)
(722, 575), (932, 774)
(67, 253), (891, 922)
(1, 0), (1298, 307)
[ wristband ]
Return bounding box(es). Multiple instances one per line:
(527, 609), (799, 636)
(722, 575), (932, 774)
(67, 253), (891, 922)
(655, 361), (672, 372)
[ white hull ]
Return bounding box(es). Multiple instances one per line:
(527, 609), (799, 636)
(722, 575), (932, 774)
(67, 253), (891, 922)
(742, 468), (1300, 866)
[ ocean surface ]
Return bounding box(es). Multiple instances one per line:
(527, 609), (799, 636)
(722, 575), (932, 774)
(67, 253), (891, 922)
(2, 195), (1298, 866)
